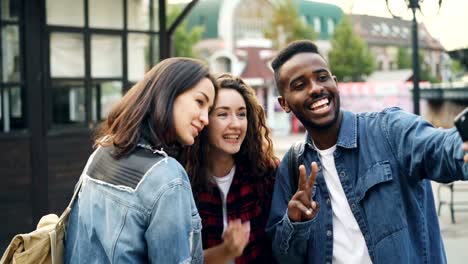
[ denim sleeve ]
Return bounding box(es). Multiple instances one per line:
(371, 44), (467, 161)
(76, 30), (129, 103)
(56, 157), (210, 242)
(266, 154), (315, 264)
(381, 107), (468, 183)
(145, 174), (202, 264)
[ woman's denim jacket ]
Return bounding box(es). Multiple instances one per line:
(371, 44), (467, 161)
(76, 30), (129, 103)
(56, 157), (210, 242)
(65, 144), (203, 263)
(267, 107), (468, 264)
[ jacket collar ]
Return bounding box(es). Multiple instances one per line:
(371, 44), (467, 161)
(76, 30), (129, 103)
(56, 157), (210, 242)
(304, 109), (357, 150)
(336, 110), (357, 149)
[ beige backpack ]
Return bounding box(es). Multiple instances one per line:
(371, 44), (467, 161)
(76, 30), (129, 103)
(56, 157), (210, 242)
(0, 179), (82, 264)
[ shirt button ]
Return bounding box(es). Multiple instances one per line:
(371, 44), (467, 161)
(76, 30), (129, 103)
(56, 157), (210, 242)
(326, 198), (331, 205)
(340, 171), (346, 178)
(351, 203), (356, 210)
(326, 230), (332, 237)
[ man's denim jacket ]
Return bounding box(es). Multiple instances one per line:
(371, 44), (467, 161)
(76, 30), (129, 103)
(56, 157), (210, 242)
(65, 144), (203, 263)
(267, 107), (468, 264)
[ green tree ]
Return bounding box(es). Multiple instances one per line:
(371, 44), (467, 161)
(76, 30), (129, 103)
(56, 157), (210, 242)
(416, 52), (438, 83)
(397, 47), (412, 69)
(167, 6), (204, 58)
(420, 59), (439, 83)
(264, 0), (317, 49)
(397, 48), (439, 83)
(451, 59), (463, 73)
(328, 15), (375, 82)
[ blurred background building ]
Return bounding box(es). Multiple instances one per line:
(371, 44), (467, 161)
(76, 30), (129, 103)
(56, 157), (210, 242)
(182, 0), (467, 132)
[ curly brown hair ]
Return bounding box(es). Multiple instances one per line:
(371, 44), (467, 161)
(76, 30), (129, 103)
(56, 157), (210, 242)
(182, 73), (277, 194)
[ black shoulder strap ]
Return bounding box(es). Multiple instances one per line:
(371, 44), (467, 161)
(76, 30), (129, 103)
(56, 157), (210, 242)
(287, 141), (304, 192)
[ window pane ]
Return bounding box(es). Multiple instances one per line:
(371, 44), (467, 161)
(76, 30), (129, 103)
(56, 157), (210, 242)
(128, 0), (150, 30)
(314, 17), (321, 34)
(89, 0), (123, 29)
(91, 34), (122, 78)
(50, 33), (85, 77)
(153, 0), (159, 31)
(0, 89), (2, 130)
(1, 0), (19, 21)
(91, 81), (121, 121)
(128, 34), (150, 82)
(327, 18), (334, 35)
(0, 86), (23, 132)
(152, 35), (159, 64)
(9, 86), (23, 129)
(2, 25), (20, 82)
(46, 0), (84, 26)
(52, 80), (85, 125)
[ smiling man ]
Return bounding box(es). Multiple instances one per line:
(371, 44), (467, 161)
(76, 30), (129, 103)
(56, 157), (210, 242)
(266, 40), (468, 264)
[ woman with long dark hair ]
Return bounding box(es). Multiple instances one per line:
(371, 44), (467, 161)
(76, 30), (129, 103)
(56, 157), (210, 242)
(183, 74), (277, 263)
(65, 58), (217, 263)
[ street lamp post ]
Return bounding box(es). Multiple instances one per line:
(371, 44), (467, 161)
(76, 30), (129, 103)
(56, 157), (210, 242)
(408, 0), (421, 115)
(386, 0), (443, 115)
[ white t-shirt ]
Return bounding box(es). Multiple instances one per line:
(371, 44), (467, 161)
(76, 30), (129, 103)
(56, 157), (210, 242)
(212, 165), (235, 233)
(315, 144), (372, 264)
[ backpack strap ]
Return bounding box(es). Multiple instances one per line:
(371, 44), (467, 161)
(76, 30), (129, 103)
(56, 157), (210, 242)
(57, 175), (84, 225)
(286, 141), (304, 192)
(58, 147), (101, 224)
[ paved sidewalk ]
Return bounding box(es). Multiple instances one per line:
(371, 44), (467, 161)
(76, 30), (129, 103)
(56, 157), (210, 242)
(272, 133), (468, 263)
(434, 182), (468, 264)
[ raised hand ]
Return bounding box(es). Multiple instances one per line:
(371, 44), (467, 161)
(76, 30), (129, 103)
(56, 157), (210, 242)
(287, 162), (320, 222)
(221, 219), (250, 259)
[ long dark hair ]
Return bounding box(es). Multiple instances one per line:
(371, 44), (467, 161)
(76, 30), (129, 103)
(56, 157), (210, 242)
(183, 73), (277, 194)
(95, 57), (217, 158)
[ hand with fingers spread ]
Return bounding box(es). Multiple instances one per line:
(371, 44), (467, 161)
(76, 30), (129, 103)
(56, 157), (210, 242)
(221, 219), (251, 259)
(288, 162), (320, 222)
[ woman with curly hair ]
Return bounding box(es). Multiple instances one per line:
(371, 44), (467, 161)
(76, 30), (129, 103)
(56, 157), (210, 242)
(182, 73), (277, 264)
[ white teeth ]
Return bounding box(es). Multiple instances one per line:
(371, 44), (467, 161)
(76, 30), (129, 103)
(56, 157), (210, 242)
(311, 98), (329, 109)
(224, 135), (239, 139)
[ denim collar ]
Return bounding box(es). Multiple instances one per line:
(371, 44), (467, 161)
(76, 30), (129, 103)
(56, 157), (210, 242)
(304, 109), (357, 150)
(336, 110), (357, 149)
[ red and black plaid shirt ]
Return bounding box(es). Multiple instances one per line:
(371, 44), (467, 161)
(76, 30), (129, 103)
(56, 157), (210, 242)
(195, 165), (276, 264)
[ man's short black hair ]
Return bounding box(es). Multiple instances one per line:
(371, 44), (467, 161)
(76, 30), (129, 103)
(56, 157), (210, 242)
(271, 40), (321, 94)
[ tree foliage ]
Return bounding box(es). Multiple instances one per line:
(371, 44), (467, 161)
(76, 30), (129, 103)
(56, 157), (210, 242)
(328, 15), (375, 82)
(419, 53), (439, 83)
(264, 0), (317, 49)
(167, 6), (204, 58)
(397, 47), (412, 69)
(397, 48), (439, 83)
(451, 59), (464, 73)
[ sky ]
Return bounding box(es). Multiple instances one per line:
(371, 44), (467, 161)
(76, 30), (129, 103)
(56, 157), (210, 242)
(312, 0), (468, 51)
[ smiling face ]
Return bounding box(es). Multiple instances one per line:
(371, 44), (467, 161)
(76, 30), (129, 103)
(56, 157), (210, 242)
(278, 52), (341, 131)
(207, 88), (248, 156)
(172, 78), (215, 146)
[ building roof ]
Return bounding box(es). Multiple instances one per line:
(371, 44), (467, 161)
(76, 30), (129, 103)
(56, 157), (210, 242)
(350, 14), (444, 51)
(237, 46), (274, 82)
(186, 0), (343, 40)
(298, 0), (343, 40)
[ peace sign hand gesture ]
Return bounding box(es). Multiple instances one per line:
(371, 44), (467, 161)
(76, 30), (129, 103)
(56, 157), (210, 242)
(287, 162), (320, 222)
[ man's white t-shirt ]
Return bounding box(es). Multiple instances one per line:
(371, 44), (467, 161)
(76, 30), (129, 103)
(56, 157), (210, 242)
(212, 165), (235, 233)
(315, 144), (372, 264)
